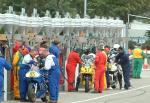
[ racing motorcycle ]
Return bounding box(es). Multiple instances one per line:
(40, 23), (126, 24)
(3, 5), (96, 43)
(108, 63), (122, 89)
(25, 66), (49, 102)
(75, 54), (95, 92)
(108, 49), (123, 89)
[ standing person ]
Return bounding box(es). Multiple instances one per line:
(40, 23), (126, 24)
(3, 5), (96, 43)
(11, 40), (22, 92)
(104, 46), (111, 89)
(115, 47), (131, 90)
(94, 46), (107, 93)
(12, 46), (24, 100)
(103, 46), (111, 90)
(66, 48), (83, 92)
(0, 51), (11, 103)
(49, 39), (60, 59)
(19, 49), (37, 102)
(132, 44), (145, 78)
(39, 46), (61, 103)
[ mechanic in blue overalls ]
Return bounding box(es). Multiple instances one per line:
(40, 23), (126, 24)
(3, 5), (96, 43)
(19, 49), (37, 102)
(49, 39), (60, 59)
(39, 46), (60, 103)
(115, 47), (131, 90)
(0, 51), (11, 103)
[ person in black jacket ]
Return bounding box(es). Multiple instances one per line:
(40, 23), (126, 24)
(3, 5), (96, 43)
(115, 47), (131, 90)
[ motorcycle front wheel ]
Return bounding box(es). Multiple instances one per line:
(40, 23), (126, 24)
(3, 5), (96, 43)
(85, 76), (90, 92)
(27, 83), (36, 102)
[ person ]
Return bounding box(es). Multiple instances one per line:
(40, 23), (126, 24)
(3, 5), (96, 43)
(94, 45), (107, 93)
(66, 48), (83, 92)
(12, 46), (24, 100)
(128, 48), (134, 77)
(0, 51), (11, 103)
(49, 39), (60, 59)
(81, 47), (95, 64)
(132, 44), (145, 78)
(115, 47), (131, 90)
(103, 46), (112, 90)
(81, 47), (90, 59)
(19, 49), (37, 102)
(110, 44), (120, 55)
(39, 46), (60, 103)
(11, 40), (22, 92)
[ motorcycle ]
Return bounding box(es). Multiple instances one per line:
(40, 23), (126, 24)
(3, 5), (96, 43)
(108, 62), (123, 89)
(25, 66), (49, 102)
(107, 49), (123, 89)
(76, 54), (95, 92)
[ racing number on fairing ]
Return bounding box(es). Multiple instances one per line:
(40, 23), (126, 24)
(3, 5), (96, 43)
(29, 71), (35, 77)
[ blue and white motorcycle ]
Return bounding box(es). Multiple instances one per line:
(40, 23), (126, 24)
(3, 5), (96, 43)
(25, 67), (49, 102)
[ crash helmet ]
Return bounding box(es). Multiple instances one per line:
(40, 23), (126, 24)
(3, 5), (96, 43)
(113, 44), (120, 50)
(84, 47), (90, 54)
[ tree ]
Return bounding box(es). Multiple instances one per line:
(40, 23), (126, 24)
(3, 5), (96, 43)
(128, 40), (137, 50)
(0, 0), (150, 22)
(88, 0), (150, 23)
(143, 30), (150, 49)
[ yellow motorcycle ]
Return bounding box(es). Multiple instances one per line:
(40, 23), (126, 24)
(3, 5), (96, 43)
(75, 54), (95, 92)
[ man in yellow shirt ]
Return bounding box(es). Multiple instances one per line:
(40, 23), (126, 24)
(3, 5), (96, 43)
(132, 44), (145, 78)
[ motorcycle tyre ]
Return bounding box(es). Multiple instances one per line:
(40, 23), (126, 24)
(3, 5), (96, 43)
(111, 85), (116, 89)
(27, 83), (36, 102)
(85, 77), (90, 92)
(75, 76), (80, 91)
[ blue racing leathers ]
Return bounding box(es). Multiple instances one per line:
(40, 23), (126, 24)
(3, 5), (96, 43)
(0, 56), (11, 102)
(44, 54), (60, 102)
(19, 54), (34, 100)
(49, 43), (60, 59)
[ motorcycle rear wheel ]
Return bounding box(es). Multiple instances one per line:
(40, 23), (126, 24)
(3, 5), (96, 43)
(27, 83), (36, 102)
(75, 76), (80, 91)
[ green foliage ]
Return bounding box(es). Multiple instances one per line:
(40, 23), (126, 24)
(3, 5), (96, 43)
(88, 0), (150, 23)
(128, 40), (136, 50)
(144, 39), (150, 49)
(145, 30), (150, 38)
(144, 30), (150, 49)
(0, 0), (149, 22)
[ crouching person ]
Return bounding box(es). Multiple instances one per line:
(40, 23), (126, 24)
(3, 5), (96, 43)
(39, 46), (60, 103)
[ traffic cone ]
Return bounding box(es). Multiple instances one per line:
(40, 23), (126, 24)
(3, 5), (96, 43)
(143, 58), (148, 70)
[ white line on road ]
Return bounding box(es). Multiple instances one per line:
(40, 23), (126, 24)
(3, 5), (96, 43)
(71, 84), (150, 103)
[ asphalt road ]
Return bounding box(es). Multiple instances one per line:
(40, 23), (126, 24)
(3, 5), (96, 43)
(2, 70), (150, 103)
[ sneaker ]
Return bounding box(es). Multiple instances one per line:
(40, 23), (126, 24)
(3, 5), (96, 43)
(107, 87), (113, 90)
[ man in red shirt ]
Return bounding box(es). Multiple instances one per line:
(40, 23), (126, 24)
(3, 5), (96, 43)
(94, 46), (107, 93)
(66, 48), (83, 92)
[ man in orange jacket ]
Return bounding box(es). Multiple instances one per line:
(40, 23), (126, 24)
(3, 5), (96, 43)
(66, 48), (83, 92)
(94, 46), (107, 93)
